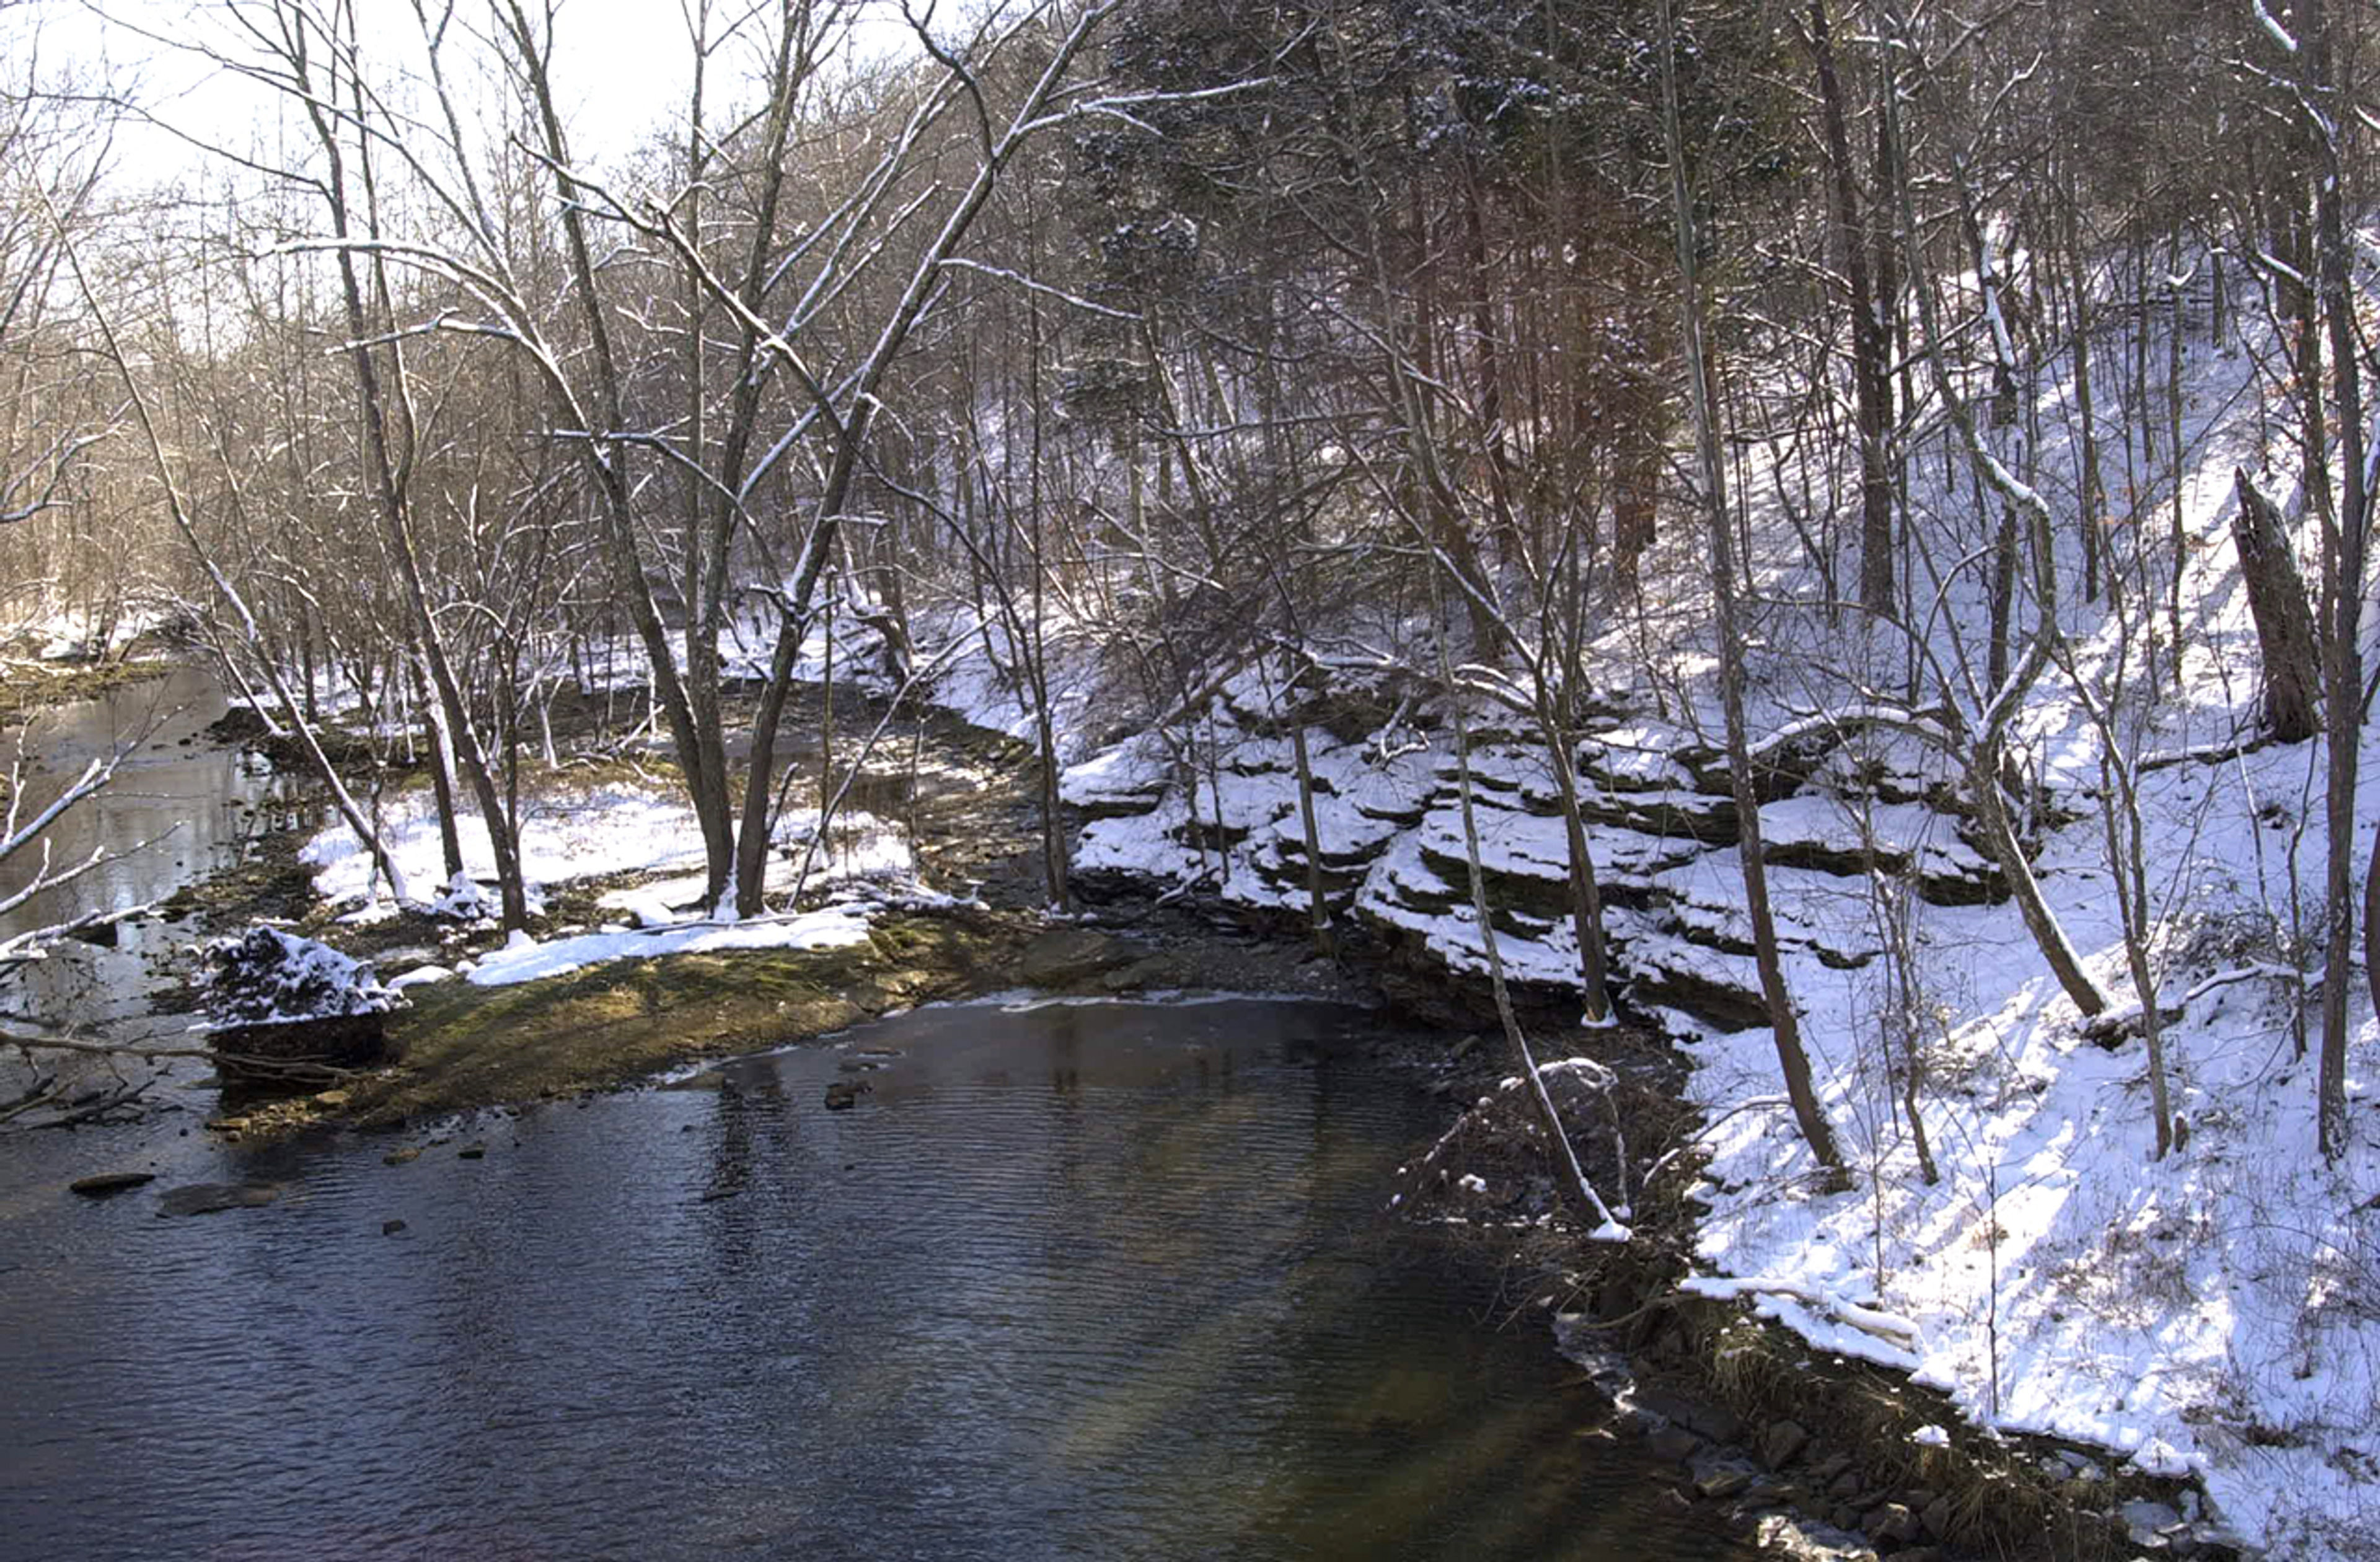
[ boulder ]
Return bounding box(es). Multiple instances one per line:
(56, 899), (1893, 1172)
(2120, 1499), (2186, 1548)
(69, 1170), (156, 1196)
(1646, 1426), (1701, 1464)
(201, 927), (395, 1089)
(1763, 1419), (1812, 1468)
(1011, 927), (1134, 989)
(1864, 1502), (1922, 1544)
(1693, 1463), (1756, 1500)
(157, 1181), (281, 1217)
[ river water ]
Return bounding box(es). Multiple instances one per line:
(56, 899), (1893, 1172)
(0, 664), (292, 1041)
(1, 998), (1758, 1562)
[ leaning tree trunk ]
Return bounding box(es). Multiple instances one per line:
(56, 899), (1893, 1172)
(1542, 713), (1613, 1021)
(1658, 0), (1843, 1175)
(1965, 739), (2107, 1017)
(1879, 7), (2110, 1020)
(2231, 469), (2322, 744)
(1288, 710), (1336, 960)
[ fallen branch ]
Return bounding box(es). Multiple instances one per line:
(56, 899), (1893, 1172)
(0, 1080), (63, 1124)
(0, 1023), (361, 1081)
(33, 1075), (156, 1129)
(1680, 1274), (1924, 1351)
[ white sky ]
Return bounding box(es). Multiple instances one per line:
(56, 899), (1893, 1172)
(19, 0), (708, 188)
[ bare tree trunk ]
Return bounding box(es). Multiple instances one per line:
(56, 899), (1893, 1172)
(2304, 0), (2369, 1160)
(2231, 469), (2322, 743)
(1658, 0), (1842, 1175)
(410, 655), (467, 881)
(496, 0), (734, 905)
(1987, 500), (2017, 692)
(2100, 741), (2174, 1157)
(1287, 708), (1335, 959)
(2167, 246), (2188, 690)
(2066, 177), (2105, 604)
(1802, 0), (1895, 620)
(1542, 707), (1612, 1021)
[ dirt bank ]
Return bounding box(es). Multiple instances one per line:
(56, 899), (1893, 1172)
(0, 655), (173, 730)
(205, 900), (1380, 1138)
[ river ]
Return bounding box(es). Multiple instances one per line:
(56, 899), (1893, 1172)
(0, 675), (1759, 1561)
(0, 664), (293, 1041)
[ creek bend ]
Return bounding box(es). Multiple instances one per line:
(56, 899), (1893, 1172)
(2, 997), (1759, 1562)
(0, 673), (1760, 1560)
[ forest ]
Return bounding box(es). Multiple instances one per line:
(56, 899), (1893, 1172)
(5, 0), (2380, 1558)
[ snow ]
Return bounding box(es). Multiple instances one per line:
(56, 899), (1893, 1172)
(463, 905), (875, 987)
(387, 964), (456, 990)
(199, 926), (394, 1026)
(302, 783), (706, 911)
(1, 604), (173, 662)
(300, 783), (913, 915)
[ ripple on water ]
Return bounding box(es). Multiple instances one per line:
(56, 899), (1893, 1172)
(0, 999), (1758, 1562)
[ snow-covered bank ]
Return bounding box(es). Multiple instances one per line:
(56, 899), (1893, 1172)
(298, 779), (914, 985)
(1035, 648), (2379, 1556)
(302, 781), (910, 904)
(461, 907), (877, 986)
(974, 309), (2380, 1557)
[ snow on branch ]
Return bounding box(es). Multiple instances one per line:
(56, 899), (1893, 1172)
(937, 257), (1141, 320)
(0, 430), (109, 526)
(2251, 0), (2299, 55)
(1680, 1275), (1924, 1352)
(1751, 702), (1960, 762)
(0, 755), (115, 868)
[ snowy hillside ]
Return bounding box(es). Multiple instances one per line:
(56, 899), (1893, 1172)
(994, 281), (2380, 1558)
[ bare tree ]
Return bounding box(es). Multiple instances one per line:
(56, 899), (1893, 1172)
(2241, 0), (2372, 1159)
(1655, 0), (1843, 1175)
(1797, 0), (1897, 622)
(1873, 2), (2114, 1019)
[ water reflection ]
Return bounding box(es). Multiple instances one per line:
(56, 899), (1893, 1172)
(0, 665), (289, 1039)
(0, 999), (1758, 1562)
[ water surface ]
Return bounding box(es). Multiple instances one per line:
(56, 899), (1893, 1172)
(0, 665), (289, 1038)
(1, 998), (1755, 1561)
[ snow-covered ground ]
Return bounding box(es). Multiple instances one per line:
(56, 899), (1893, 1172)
(299, 780), (911, 987)
(459, 907), (877, 986)
(0, 602), (174, 661)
